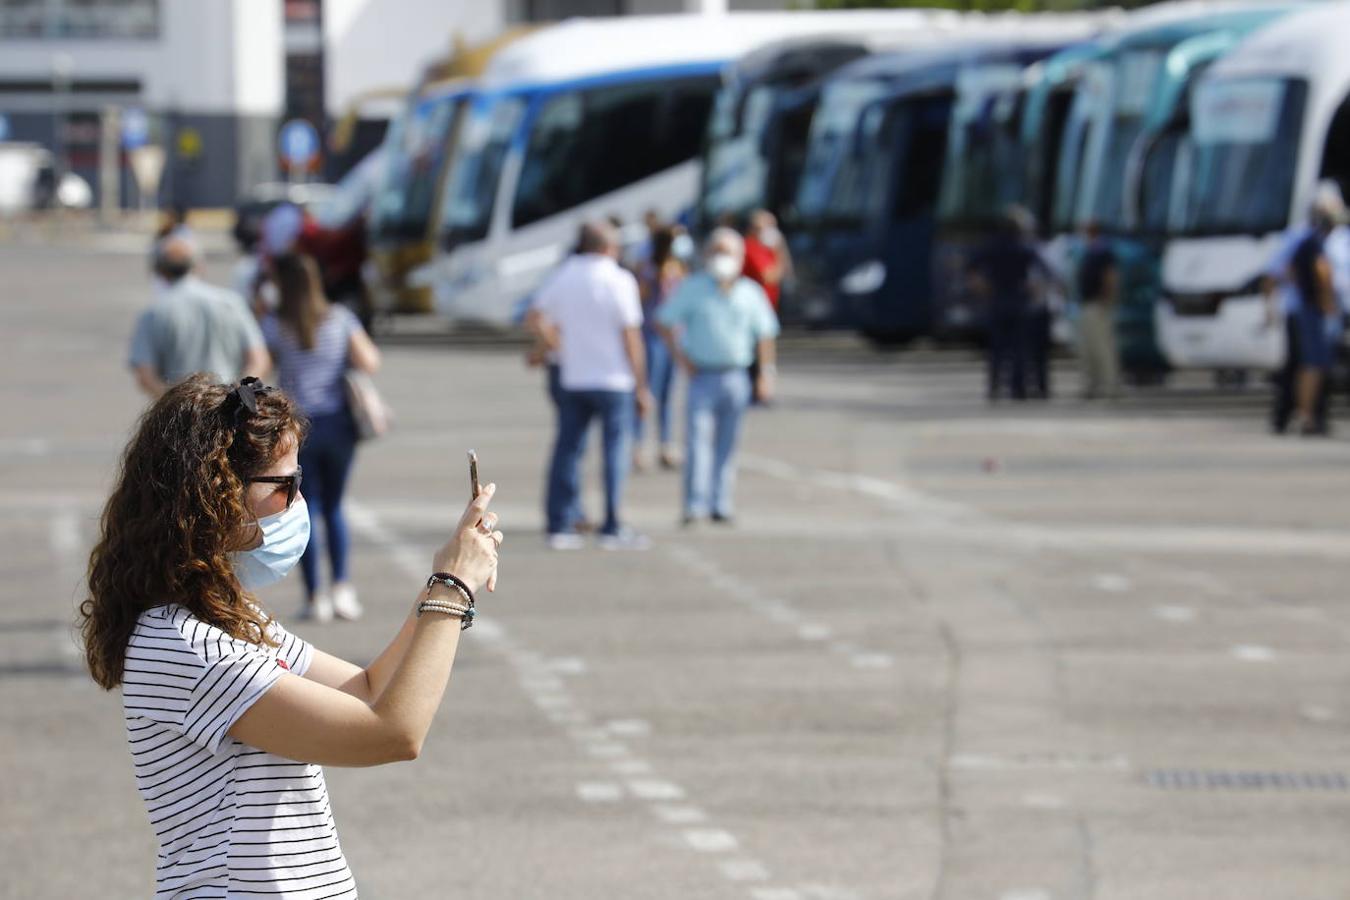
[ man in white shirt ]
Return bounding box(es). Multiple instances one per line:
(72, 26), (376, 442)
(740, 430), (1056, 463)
(530, 221), (652, 550)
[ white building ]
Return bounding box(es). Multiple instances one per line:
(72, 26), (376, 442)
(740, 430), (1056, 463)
(0, 0), (786, 207)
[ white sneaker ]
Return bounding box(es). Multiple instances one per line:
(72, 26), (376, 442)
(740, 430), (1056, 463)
(547, 532), (586, 551)
(300, 592), (334, 623)
(331, 583), (364, 621)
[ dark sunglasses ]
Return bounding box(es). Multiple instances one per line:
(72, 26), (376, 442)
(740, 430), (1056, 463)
(247, 465), (303, 510)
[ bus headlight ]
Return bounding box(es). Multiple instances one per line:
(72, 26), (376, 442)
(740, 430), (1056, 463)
(840, 260), (886, 295)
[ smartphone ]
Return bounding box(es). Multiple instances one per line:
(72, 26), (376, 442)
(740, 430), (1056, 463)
(468, 449), (481, 500)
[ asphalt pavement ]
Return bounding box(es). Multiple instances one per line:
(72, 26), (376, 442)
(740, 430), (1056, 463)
(3, 231), (1350, 900)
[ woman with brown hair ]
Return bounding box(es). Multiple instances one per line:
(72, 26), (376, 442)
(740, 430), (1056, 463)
(265, 253), (381, 622)
(79, 375), (502, 897)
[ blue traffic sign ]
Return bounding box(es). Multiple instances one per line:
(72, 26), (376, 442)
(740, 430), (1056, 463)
(121, 108), (149, 149)
(0, 114), (9, 142)
(279, 119), (320, 168)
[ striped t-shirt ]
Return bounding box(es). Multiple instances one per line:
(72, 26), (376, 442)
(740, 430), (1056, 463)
(262, 307), (358, 417)
(123, 605), (357, 899)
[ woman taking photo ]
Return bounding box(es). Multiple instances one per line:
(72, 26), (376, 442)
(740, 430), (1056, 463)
(265, 253), (381, 622)
(79, 375), (502, 898)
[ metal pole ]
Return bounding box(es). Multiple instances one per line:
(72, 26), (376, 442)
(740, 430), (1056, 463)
(98, 105), (119, 225)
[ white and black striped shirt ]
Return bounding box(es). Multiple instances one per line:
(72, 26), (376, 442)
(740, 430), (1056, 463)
(123, 605), (357, 899)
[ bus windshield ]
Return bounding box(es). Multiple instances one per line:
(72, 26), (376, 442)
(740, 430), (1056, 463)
(1088, 50), (1165, 231)
(368, 91), (464, 240)
(438, 95), (526, 245)
(794, 79), (890, 227)
(939, 66), (1027, 228)
(1181, 77), (1307, 237)
(700, 83), (780, 223)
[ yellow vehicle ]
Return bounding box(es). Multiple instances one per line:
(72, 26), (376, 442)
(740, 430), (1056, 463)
(365, 29), (536, 315)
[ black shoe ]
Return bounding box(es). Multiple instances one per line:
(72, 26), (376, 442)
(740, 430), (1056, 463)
(710, 513), (734, 526)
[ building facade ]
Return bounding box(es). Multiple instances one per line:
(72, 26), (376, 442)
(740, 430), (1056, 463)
(0, 0), (787, 207)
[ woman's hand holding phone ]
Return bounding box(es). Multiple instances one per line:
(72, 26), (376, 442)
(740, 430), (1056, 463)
(433, 483), (502, 595)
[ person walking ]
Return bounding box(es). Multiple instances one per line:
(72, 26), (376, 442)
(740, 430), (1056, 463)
(530, 220), (652, 550)
(128, 236), (270, 398)
(633, 224), (689, 471)
(969, 210), (1054, 402)
(658, 227), (779, 526)
(1075, 220), (1122, 400)
(1283, 211), (1340, 435)
(78, 375), (502, 899)
(263, 253), (382, 621)
(1267, 187), (1350, 434)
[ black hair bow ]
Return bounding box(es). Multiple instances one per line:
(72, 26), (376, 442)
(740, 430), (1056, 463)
(225, 376), (275, 425)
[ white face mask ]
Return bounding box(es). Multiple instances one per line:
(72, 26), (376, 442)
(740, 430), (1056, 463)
(758, 227), (782, 247)
(231, 497), (311, 591)
(708, 253), (741, 283)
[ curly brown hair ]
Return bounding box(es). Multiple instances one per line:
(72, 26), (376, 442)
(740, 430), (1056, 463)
(80, 375), (307, 690)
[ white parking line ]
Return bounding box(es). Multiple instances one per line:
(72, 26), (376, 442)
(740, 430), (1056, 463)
(575, 782), (624, 803)
(627, 779), (687, 801)
(1231, 644), (1277, 663)
(683, 828), (739, 852)
(585, 742), (629, 759)
(607, 718), (652, 738)
(1152, 605), (1197, 623)
(1092, 573), (1132, 593)
(651, 804), (707, 824)
(720, 859), (770, 882)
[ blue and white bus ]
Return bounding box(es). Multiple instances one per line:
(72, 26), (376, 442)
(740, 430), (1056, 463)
(695, 12), (963, 234)
(413, 13), (963, 327)
(1159, 2), (1350, 374)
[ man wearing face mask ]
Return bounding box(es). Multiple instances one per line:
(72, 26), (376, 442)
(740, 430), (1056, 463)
(657, 228), (780, 526)
(128, 236), (270, 398)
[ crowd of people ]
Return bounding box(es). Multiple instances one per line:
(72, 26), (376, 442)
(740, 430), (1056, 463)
(526, 209), (786, 551)
(129, 205), (383, 624)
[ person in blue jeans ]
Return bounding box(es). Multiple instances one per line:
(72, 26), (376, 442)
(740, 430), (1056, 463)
(264, 254), (382, 620)
(529, 221), (652, 551)
(633, 225), (689, 471)
(657, 228), (779, 525)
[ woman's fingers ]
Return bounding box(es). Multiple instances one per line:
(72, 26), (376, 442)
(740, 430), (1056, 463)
(458, 482), (496, 530)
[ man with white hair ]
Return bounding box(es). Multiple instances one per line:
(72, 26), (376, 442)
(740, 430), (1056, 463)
(1266, 181), (1350, 434)
(128, 236), (270, 398)
(657, 227), (780, 526)
(530, 220), (653, 550)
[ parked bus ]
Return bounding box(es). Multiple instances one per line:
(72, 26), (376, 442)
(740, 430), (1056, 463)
(788, 32), (1087, 344)
(414, 12), (964, 327)
(696, 12), (962, 234)
(364, 29), (537, 316)
(1043, 2), (1298, 380)
(1158, 2), (1350, 374)
(364, 79), (472, 314)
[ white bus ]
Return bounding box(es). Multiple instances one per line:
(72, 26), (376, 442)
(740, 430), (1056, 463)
(412, 12), (970, 327)
(1158, 2), (1350, 372)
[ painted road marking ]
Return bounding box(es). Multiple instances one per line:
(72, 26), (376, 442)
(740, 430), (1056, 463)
(683, 828), (739, 852)
(627, 779), (686, 801)
(1153, 605), (1197, 623)
(607, 718), (652, 738)
(720, 860), (770, 882)
(610, 759), (653, 776)
(1231, 644), (1276, 663)
(652, 804), (707, 824)
(576, 782), (624, 803)
(1093, 573), (1132, 593)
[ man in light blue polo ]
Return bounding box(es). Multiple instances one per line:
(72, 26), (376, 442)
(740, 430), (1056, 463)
(658, 227), (779, 525)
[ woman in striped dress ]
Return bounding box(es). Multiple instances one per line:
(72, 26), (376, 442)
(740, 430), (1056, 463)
(78, 375), (502, 898)
(265, 254), (382, 622)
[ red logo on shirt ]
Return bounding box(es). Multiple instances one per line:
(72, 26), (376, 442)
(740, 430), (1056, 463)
(276, 658), (290, 670)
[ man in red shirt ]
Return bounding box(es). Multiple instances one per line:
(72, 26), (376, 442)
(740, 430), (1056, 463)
(741, 209), (790, 312)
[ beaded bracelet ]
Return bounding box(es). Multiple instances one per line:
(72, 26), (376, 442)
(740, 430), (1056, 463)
(419, 573), (476, 630)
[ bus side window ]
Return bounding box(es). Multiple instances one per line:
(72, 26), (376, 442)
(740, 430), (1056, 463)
(512, 77), (717, 229)
(893, 97), (952, 221)
(1319, 96), (1350, 203)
